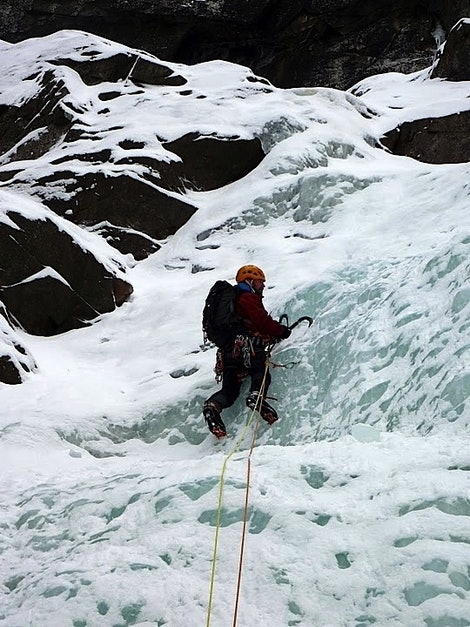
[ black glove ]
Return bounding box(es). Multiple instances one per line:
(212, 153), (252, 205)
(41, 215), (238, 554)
(280, 325), (291, 339)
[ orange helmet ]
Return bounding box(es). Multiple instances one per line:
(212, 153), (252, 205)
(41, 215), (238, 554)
(236, 264), (266, 283)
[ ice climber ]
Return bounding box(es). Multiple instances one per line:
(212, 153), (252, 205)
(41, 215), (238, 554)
(203, 264), (291, 438)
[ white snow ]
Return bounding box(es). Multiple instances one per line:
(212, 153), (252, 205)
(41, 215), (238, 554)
(0, 30), (469, 627)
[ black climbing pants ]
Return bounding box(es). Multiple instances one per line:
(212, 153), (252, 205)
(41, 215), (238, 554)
(207, 343), (270, 411)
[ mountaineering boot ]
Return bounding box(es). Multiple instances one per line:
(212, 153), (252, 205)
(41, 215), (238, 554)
(203, 401), (227, 438)
(246, 391), (278, 425)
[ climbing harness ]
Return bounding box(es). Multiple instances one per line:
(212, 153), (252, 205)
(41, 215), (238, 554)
(232, 334), (252, 369)
(214, 348), (224, 382)
(214, 334), (272, 383)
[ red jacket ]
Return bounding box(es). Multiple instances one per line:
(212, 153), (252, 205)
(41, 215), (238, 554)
(236, 290), (286, 339)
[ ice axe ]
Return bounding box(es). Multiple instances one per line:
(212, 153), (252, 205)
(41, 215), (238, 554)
(268, 314), (314, 368)
(279, 314), (314, 331)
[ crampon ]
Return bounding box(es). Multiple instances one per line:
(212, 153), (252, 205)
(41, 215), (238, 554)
(246, 392), (278, 425)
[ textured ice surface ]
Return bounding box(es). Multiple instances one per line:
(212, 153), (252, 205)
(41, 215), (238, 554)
(1, 31), (470, 627)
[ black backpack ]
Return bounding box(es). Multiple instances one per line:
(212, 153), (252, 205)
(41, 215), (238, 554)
(202, 280), (243, 347)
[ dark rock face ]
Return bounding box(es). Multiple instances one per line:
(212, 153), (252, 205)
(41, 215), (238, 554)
(0, 305), (36, 385)
(0, 354), (24, 385)
(0, 71), (72, 166)
(162, 133), (266, 192)
(0, 0), (468, 90)
(380, 19), (470, 165)
(0, 48), (264, 255)
(0, 10), (466, 383)
(0, 350), (31, 385)
(381, 110), (470, 164)
(52, 52), (187, 87)
(431, 18), (470, 82)
(33, 171), (198, 239)
(0, 209), (133, 336)
(0, 33), (267, 382)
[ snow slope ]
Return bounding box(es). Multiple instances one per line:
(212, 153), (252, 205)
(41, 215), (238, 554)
(0, 31), (469, 627)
